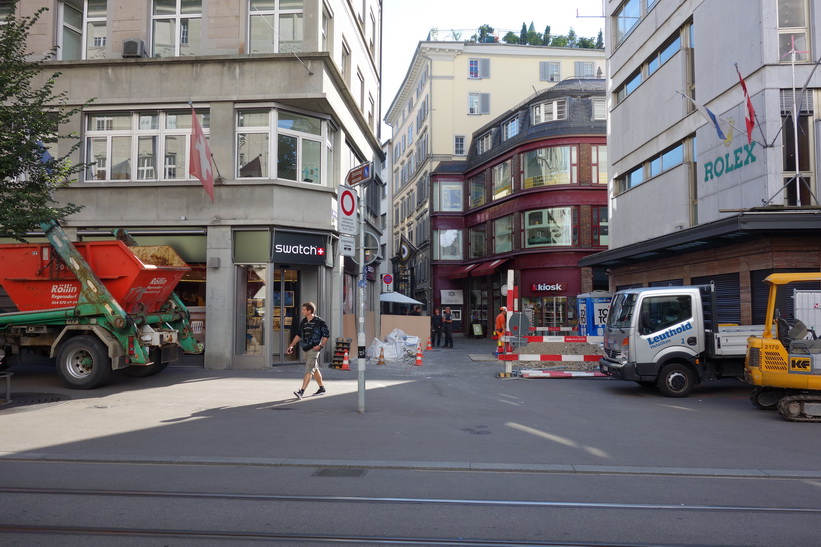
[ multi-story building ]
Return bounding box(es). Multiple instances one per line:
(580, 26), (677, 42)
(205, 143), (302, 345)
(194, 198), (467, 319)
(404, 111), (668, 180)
(581, 0), (821, 324)
(385, 41), (605, 309)
(431, 78), (609, 335)
(9, 0), (384, 369)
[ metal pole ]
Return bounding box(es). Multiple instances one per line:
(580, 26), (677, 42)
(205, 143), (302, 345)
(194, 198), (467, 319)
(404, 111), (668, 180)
(357, 186), (366, 413)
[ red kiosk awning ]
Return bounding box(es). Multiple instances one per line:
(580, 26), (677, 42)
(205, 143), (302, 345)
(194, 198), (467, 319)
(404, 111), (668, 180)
(471, 258), (509, 277)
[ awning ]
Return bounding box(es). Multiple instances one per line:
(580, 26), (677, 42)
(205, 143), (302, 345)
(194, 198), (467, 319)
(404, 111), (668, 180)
(447, 263), (480, 279)
(471, 258), (510, 277)
(379, 292), (423, 305)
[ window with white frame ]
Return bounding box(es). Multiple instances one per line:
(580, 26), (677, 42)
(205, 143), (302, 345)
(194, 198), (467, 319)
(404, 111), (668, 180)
(614, 0), (640, 44)
(778, 0), (810, 62)
(476, 132), (492, 154)
(492, 160), (512, 200)
(574, 61), (594, 77)
(540, 61), (560, 82)
(454, 135), (465, 155)
(407, 123), (413, 144)
(532, 99), (567, 124)
(468, 92), (490, 115)
(433, 180), (463, 212)
(434, 229), (463, 260)
(502, 117), (519, 140)
(152, 0), (202, 57)
(593, 97), (606, 120)
(592, 145), (608, 185)
(85, 109), (208, 182)
(468, 58), (490, 79)
(59, 0), (107, 60)
(249, 0), (304, 54)
(340, 39), (350, 80)
(236, 108), (325, 183)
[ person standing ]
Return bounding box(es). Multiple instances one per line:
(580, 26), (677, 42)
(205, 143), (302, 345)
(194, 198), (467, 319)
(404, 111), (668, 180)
(442, 306), (453, 348)
(431, 308), (443, 347)
(495, 306), (508, 355)
(287, 302), (330, 399)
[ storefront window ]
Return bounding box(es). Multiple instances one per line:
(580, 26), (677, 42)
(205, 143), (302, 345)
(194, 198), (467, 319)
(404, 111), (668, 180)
(493, 215), (513, 253)
(524, 207), (578, 247)
(434, 229), (462, 260)
(523, 146), (577, 188)
(524, 296), (575, 329)
(238, 265), (267, 356)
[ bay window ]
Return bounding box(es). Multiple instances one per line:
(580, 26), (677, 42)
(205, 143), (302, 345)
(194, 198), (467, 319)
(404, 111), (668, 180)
(433, 180), (463, 212)
(469, 226), (486, 258)
(524, 207), (578, 247)
(434, 229), (462, 260)
(494, 215), (513, 253)
(523, 146), (578, 188)
(492, 160), (512, 200)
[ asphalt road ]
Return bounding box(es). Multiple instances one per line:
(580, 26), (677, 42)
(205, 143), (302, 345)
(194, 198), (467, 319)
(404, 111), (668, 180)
(1, 337), (820, 545)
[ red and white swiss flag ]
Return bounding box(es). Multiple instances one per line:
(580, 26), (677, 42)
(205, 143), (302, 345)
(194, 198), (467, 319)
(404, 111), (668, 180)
(189, 107), (215, 202)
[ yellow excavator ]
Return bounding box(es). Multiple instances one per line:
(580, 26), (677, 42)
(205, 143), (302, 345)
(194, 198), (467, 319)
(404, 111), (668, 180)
(745, 273), (821, 422)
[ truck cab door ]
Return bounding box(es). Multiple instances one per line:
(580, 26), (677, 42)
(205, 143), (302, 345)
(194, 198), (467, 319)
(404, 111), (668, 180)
(634, 293), (699, 374)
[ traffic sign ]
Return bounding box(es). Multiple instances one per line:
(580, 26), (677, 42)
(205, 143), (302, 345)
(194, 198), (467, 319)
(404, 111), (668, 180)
(382, 273), (393, 284)
(346, 162), (373, 186)
(338, 186), (358, 235)
(339, 234), (355, 257)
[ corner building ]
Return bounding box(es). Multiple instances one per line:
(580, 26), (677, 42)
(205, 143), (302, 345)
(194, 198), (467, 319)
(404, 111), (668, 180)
(581, 0), (821, 323)
(9, 0), (384, 369)
(431, 79), (609, 335)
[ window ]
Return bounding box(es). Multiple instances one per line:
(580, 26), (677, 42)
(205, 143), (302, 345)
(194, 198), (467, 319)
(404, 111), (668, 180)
(616, 70), (642, 103)
(469, 226), (486, 258)
(574, 61), (594, 77)
(540, 61), (560, 82)
(593, 97), (606, 120)
(85, 109), (208, 182)
(616, 165), (645, 193)
(59, 0), (107, 60)
(469, 173), (486, 208)
(523, 146), (578, 188)
(778, 0), (810, 62)
(434, 229), (462, 260)
(236, 108), (324, 183)
(592, 145), (608, 185)
(648, 143), (684, 178)
(615, 0), (640, 43)
(492, 160), (512, 200)
(782, 90), (814, 205)
(524, 207), (578, 247)
(152, 0), (202, 57)
(433, 180), (463, 212)
(469, 58), (490, 79)
(321, 7), (330, 51)
(469, 92), (490, 115)
(407, 123), (414, 145)
(356, 69), (365, 111)
(0, 1), (13, 18)
(502, 117), (519, 140)
(249, 0), (304, 54)
(340, 39), (350, 81)
(476, 132), (492, 154)
(454, 135), (465, 156)
(592, 206), (608, 246)
(532, 99), (567, 124)
(638, 295), (693, 336)
(493, 216), (513, 253)
(648, 35), (681, 75)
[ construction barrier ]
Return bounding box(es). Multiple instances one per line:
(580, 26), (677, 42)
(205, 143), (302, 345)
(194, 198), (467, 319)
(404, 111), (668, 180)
(415, 344), (423, 366)
(498, 354), (601, 362)
(377, 348), (385, 365)
(341, 350), (351, 371)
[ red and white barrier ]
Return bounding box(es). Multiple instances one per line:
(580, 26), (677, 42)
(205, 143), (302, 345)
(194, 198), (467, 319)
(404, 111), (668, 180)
(515, 335), (603, 343)
(498, 354), (601, 362)
(521, 370), (607, 379)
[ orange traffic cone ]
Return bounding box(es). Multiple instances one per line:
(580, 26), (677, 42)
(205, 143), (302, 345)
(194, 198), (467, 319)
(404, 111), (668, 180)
(415, 343), (423, 366)
(426, 337), (433, 351)
(377, 347), (386, 365)
(341, 350), (351, 371)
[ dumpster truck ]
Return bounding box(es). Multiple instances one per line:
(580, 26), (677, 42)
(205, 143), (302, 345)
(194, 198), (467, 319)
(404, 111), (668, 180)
(0, 220), (201, 389)
(599, 284), (762, 397)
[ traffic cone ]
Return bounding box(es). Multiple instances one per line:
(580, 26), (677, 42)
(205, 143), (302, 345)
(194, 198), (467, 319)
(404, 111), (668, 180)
(426, 337), (433, 351)
(415, 343), (423, 366)
(377, 347), (386, 365)
(341, 350), (351, 371)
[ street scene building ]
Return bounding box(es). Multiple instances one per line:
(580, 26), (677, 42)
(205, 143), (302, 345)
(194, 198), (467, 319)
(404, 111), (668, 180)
(7, 0), (385, 369)
(581, 0), (821, 323)
(384, 41), (605, 315)
(431, 78), (609, 336)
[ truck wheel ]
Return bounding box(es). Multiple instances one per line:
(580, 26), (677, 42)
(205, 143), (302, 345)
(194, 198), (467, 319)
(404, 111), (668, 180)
(657, 363), (694, 397)
(750, 387), (783, 410)
(123, 361), (169, 378)
(56, 335), (115, 389)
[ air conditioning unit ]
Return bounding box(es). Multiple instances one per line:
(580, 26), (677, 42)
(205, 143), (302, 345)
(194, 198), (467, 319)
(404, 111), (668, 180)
(122, 38), (146, 58)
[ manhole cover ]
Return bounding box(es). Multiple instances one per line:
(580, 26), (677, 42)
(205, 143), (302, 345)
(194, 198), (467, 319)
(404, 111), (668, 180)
(0, 392), (71, 413)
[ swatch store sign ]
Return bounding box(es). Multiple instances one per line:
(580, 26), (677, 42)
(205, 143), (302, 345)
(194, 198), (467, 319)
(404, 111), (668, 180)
(273, 231), (328, 265)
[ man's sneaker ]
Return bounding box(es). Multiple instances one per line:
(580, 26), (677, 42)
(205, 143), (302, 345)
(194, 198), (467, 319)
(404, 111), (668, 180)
(314, 386), (326, 396)
(294, 389), (304, 400)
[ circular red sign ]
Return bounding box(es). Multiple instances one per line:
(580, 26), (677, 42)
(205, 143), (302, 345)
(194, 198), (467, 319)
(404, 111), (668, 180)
(340, 189), (356, 217)
(383, 274), (393, 284)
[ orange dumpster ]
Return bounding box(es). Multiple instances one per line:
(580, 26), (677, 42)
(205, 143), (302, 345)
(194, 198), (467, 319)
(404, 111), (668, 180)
(0, 241), (189, 314)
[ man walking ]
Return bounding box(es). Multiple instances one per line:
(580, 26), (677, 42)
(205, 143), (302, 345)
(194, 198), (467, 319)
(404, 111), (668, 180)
(287, 302), (330, 399)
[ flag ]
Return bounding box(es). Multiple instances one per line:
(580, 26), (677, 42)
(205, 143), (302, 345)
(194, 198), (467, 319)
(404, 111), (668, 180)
(735, 64), (756, 144)
(399, 234), (417, 264)
(189, 107), (215, 202)
(680, 92), (729, 141)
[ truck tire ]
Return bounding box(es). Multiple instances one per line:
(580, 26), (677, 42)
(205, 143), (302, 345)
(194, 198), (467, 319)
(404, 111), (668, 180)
(657, 363), (694, 397)
(123, 361), (169, 378)
(56, 335), (116, 389)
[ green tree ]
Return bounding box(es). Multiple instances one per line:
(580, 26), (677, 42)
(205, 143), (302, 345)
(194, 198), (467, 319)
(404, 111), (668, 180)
(567, 28), (577, 48)
(543, 25), (551, 45)
(0, 2), (87, 241)
(502, 31), (519, 44)
(596, 30), (604, 49)
(551, 35), (569, 47)
(519, 23), (527, 44)
(578, 37), (596, 49)
(477, 24), (495, 43)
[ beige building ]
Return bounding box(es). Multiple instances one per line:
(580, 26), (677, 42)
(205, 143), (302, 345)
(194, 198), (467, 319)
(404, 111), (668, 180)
(7, 0), (384, 369)
(384, 41), (605, 308)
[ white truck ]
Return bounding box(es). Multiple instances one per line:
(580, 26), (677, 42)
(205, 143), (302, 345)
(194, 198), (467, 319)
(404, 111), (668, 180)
(599, 285), (762, 397)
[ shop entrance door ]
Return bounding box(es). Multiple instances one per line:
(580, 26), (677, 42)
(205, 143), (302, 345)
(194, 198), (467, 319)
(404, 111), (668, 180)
(270, 268), (300, 364)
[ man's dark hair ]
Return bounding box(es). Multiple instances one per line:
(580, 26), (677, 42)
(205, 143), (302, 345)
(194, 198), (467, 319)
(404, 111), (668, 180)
(302, 302), (316, 314)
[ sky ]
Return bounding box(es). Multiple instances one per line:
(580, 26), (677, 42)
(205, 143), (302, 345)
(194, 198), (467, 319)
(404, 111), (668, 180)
(380, 0), (607, 138)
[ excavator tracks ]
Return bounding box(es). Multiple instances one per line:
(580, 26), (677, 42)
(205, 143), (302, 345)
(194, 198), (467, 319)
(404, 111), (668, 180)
(777, 393), (821, 422)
